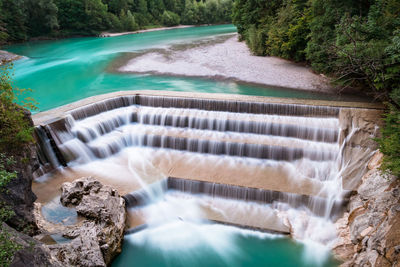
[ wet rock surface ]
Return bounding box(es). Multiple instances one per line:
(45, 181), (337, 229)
(333, 152), (400, 266)
(44, 177), (127, 267)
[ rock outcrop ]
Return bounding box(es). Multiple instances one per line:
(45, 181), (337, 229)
(3, 223), (62, 267)
(0, 110), (40, 232)
(0, 50), (21, 63)
(338, 108), (383, 191)
(333, 152), (400, 266)
(46, 178), (127, 267)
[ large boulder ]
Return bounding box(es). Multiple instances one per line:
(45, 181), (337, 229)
(48, 177), (126, 266)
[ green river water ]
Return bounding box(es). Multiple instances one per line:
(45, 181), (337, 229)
(112, 221), (338, 267)
(6, 24), (364, 112)
(6, 25), (339, 266)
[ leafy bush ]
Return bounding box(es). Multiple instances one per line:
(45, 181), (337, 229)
(377, 106), (400, 177)
(0, 228), (21, 267)
(0, 62), (37, 153)
(0, 153), (21, 267)
(246, 25), (268, 56)
(0, 154), (16, 189)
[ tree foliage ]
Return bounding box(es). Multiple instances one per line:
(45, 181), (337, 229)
(0, 0), (233, 43)
(0, 62), (36, 153)
(162, 10), (181, 26)
(233, 0), (400, 177)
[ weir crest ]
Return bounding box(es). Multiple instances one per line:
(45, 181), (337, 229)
(33, 93), (382, 245)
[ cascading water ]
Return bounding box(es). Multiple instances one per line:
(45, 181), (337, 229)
(33, 95), (375, 266)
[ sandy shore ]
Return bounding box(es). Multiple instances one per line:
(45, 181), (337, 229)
(100, 25), (195, 37)
(119, 34), (332, 92)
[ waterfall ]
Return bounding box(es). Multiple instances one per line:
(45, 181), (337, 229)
(34, 94), (371, 249)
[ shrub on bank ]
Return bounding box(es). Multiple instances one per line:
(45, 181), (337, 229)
(0, 62), (36, 153)
(377, 106), (400, 177)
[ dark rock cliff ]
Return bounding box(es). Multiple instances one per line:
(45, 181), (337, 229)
(0, 110), (39, 232)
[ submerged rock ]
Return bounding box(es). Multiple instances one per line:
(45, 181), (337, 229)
(48, 177), (126, 266)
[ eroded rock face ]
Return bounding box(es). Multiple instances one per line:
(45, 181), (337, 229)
(3, 223), (62, 267)
(0, 110), (39, 232)
(48, 177), (126, 267)
(339, 108), (383, 191)
(333, 152), (400, 266)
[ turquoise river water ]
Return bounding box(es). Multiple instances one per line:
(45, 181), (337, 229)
(6, 24), (364, 113)
(112, 221), (338, 267)
(7, 25), (340, 266)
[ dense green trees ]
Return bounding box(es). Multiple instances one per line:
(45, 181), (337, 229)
(233, 0), (400, 177)
(26, 0), (59, 37)
(0, 0), (233, 44)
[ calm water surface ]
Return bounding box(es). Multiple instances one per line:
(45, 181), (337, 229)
(6, 25), (363, 112)
(112, 221), (338, 267)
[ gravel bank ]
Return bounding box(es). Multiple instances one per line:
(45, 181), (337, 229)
(0, 50), (22, 63)
(100, 25), (194, 37)
(119, 34), (332, 92)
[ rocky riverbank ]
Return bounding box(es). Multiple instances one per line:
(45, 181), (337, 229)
(36, 178), (127, 267)
(333, 152), (400, 266)
(0, 50), (22, 63)
(100, 25), (194, 37)
(119, 34), (332, 92)
(0, 110), (39, 232)
(3, 171), (127, 266)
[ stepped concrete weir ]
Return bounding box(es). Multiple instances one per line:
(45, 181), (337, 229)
(32, 91), (383, 234)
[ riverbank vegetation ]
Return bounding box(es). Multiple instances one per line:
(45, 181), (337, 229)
(0, 62), (35, 266)
(233, 0), (400, 177)
(0, 63), (36, 152)
(0, 0), (233, 44)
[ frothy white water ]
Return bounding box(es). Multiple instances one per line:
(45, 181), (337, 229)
(35, 99), (372, 261)
(125, 191), (334, 266)
(59, 107), (340, 165)
(68, 105), (339, 142)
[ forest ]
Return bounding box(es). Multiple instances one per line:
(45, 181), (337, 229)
(233, 0), (400, 176)
(0, 0), (233, 44)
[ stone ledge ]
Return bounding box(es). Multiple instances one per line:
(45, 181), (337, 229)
(32, 90), (384, 126)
